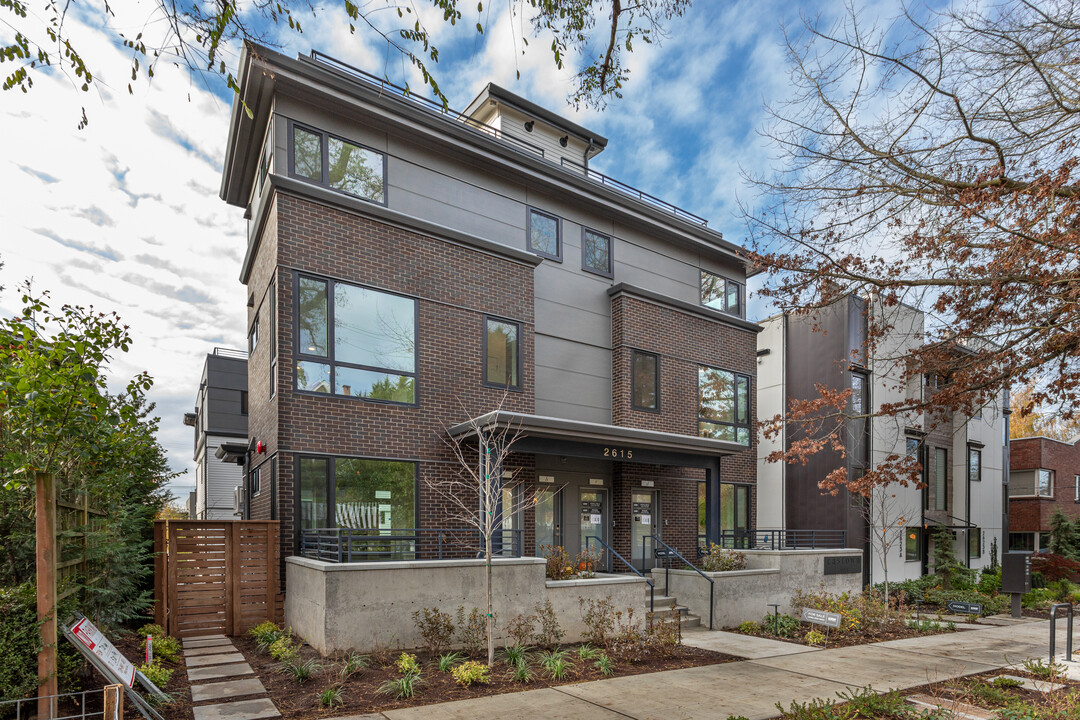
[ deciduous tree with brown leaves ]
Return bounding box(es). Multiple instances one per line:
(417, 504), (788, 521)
(746, 0), (1080, 495)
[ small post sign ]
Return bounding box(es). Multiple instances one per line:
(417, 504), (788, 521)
(946, 601), (983, 615)
(71, 617), (136, 687)
(801, 608), (842, 628)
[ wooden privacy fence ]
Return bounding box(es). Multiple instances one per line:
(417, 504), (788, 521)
(153, 520), (282, 637)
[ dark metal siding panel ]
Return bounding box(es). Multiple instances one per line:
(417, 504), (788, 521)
(206, 356), (249, 437)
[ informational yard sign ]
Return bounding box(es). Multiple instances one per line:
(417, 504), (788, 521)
(946, 600), (983, 615)
(71, 617), (136, 687)
(801, 608), (842, 629)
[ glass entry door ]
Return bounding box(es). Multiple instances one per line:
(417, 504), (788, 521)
(631, 490), (658, 571)
(579, 489), (606, 559)
(534, 490), (561, 554)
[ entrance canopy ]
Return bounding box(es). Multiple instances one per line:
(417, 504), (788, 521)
(446, 411), (744, 469)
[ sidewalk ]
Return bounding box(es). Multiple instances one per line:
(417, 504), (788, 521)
(366, 621), (1063, 720)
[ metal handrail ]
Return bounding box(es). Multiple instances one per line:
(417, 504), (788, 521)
(585, 535), (656, 614)
(299, 527), (523, 562)
(704, 529), (848, 551)
(212, 347), (248, 359)
(646, 534), (714, 630)
(1050, 602), (1074, 662)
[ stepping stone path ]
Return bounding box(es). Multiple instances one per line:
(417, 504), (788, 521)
(991, 674), (1066, 693)
(906, 694), (996, 720)
(182, 635), (280, 720)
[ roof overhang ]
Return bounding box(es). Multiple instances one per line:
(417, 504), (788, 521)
(462, 82), (608, 154)
(447, 411), (746, 462)
(215, 442), (248, 465)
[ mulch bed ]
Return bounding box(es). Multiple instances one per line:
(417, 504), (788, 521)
(728, 622), (956, 649)
(232, 637), (741, 719)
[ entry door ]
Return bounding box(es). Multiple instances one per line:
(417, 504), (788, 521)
(578, 489), (607, 559)
(631, 490), (659, 571)
(534, 489), (561, 555)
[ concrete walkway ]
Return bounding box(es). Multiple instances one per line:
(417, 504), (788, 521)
(361, 621), (1064, 720)
(181, 635), (280, 720)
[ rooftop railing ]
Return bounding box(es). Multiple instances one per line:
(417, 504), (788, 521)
(212, 347), (248, 359)
(305, 51), (706, 228)
(299, 527), (524, 563)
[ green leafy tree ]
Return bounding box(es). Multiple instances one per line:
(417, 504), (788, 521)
(0, 0), (690, 127)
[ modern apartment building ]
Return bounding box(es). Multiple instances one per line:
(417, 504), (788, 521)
(1009, 435), (1080, 552)
(756, 298), (1008, 585)
(217, 43), (761, 574)
(182, 349), (249, 519)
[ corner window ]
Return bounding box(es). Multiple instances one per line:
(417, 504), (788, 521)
(299, 456), (417, 541)
(968, 527), (981, 559)
(700, 270), (743, 318)
(632, 350), (660, 412)
(527, 208), (561, 261)
(289, 123), (385, 204)
(698, 366), (752, 446)
(1039, 469), (1054, 497)
(968, 447), (981, 482)
(484, 317), (521, 390)
(581, 228), (612, 277)
(1009, 468), (1055, 498)
(905, 528), (921, 562)
(295, 274), (417, 404)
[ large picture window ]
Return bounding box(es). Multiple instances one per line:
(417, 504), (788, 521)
(698, 366), (752, 445)
(295, 274), (417, 404)
(299, 456), (416, 532)
(289, 122), (386, 204)
(968, 446), (982, 482)
(700, 270), (743, 317)
(484, 316), (521, 389)
(632, 350), (659, 411)
(527, 208), (561, 261)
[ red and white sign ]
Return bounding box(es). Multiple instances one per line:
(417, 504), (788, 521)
(72, 618), (136, 687)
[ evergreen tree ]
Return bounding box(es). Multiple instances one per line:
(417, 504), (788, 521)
(1048, 510), (1080, 560)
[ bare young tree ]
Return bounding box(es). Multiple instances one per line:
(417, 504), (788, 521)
(425, 397), (556, 666)
(858, 487), (915, 601)
(746, 0), (1080, 492)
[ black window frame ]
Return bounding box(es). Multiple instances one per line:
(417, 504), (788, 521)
(631, 349), (661, 413)
(482, 315), (523, 391)
(248, 311), (259, 353)
(697, 364), (753, 446)
(905, 527), (922, 562)
(293, 271), (420, 407)
(240, 391), (249, 415)
(699, 269), (745, 318)
(968, 527), (981, 559)
(287, 120), (388, 206)
(269, 279), (277, 400)
(294, 454), (420, 541)
(526, 207), (562, 262)
(933, 446), (948, 512)
(251, 464), (261, 496)
(580, 226), (613, 278)
(968, 445), (982, 482)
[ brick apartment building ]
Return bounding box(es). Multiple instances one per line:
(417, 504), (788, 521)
(217, 43), (760, 575)
(1009, 435), (1080, 552)
(757, 299), (1007, 585)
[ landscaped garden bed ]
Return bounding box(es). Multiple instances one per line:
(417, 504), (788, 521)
(768, 660), (1080, 719)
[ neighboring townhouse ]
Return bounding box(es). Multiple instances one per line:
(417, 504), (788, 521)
(182, 348), (249, 519)
(1009, 435), (1080, 552)
(757, 298), (1008, 585)
(217, 44), (761, 576)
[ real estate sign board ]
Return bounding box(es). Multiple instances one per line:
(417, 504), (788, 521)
(801, 608), (842, 628)
(71, 617), (136, 687)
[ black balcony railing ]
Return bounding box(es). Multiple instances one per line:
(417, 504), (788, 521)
(299, 527), (524, 563)
(698, 529), (848, 553)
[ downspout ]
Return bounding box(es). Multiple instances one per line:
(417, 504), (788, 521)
(584, 139), (596, 170)
(966, 423), (972, 569)
(1002, 386), (1011, 555)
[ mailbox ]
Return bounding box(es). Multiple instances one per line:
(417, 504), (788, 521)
(1002, 552), (1032, 594)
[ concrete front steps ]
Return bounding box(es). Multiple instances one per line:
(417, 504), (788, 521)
(648, 585), (700, 629)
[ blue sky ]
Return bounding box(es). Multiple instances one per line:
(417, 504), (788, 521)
(0, 0), (905, 498)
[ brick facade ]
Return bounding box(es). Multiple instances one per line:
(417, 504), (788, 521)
(1009, 436), (1080, 534)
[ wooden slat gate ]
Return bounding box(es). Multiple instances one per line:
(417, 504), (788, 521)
(153, 520), (282, 637)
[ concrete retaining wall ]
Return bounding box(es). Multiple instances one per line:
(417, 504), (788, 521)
(286, 556), (647, 654)
(655, 549), (864, 629)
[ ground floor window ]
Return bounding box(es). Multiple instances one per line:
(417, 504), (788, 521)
(299, 456), (416, 531)
(905, 527), (922, 562)
(698, 482), (750, 549)
(968, 527), (981, 558)
(1009, 532), (1035, 552)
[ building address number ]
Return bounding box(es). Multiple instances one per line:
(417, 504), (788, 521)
(603, 447), (633, 459)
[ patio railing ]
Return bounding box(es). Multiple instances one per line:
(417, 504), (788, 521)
(299, 527), (524, 563)
(698, 529), (848, 552)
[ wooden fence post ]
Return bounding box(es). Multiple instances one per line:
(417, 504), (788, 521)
(103, 684), (123, 720)
(36, 471), (57, 720)
(153, 521), (166, 628)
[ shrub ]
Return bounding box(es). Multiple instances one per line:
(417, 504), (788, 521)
(138, 661), (173, 689)
(269, 637), (299, 662)
(700, 544), (748, 572)
(282, 658), (321, 683)
(647, 610), (682, 655)
(1033, 552), (1080, 582)
(377, 673), (421, 699)
(0, 585), (81, 697)
(977, 569), (1002, 595)
(579, 596), (616, 647)
(538, 649), (573, 680)
(138, 623), (167, 639)
(395, 652), (419, 675)
(805, 630), (826, 646)
(338, 652), (368, 680)
(834, 686), (910, 717)
(511, 658), (534, 683)
(412, 607), (454, 656)
(151, 635), (181, 664)
(791, 587), (907, 634)
(762, 613), (800, 638)
(318, 685), (344, 709)
(248, 621), (284, 646)
(608, 608), (648, 662)
(533, 600), (564, 648)
(437, 651), (464, 672)
(450, 660), (491, 686)
(542, 544), (575, 580)
(576, 643), (601, 660)
(575, 547), (604, 578)
(736, 621), (760, 634)
(455, 607), (488, 657)
(774, 696), (851, 720)
(505, 612), (536, 647)
(1022, 657), (1065, 679)
(595, 653), (615, 677)
(500, 644), (527, 666)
